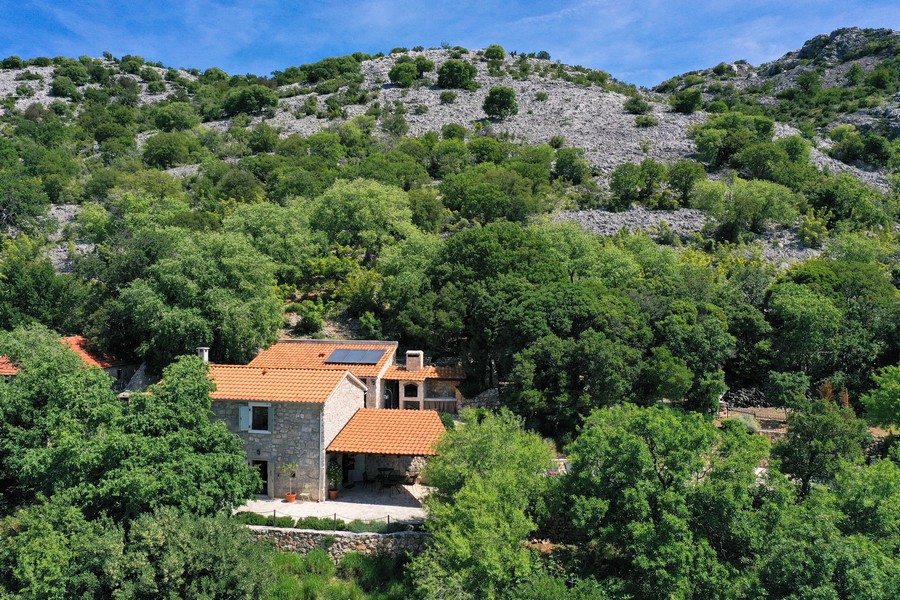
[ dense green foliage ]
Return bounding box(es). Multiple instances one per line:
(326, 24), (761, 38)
(0, 44), (898, 598)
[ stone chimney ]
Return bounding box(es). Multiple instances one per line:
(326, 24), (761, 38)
(406, 350), (423, 372)
(197, 347), (210, 363)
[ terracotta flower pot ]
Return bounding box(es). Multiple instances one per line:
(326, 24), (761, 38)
(328, 489), (338, 500)
(284, 492), (297, 503)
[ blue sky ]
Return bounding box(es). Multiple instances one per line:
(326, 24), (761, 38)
(3, 1), (900, 87)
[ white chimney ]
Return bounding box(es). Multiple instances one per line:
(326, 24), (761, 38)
(197, 347), (210, 363)
(406, 350), (423, 372)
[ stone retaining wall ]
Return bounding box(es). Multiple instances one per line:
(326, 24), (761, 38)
(249, 525), (429, 561)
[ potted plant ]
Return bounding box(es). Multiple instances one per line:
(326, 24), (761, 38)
(327, 458), (342, 500)
(279, 462), (298, 502)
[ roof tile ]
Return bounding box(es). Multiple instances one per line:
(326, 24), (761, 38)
(0, 356), (18, 376)
(249, 340), (397, 378)
(60, 335), (129, 369)
(327, 408), (446, 456)
(208, 365), (358, 403)
(382, 365), (465, 382)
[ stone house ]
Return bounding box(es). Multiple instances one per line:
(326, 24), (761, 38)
(207, 339), (459, 501)
(209, 364), (367, 501)
(248, 339), (465, 413)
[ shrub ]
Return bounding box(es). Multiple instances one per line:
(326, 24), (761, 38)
(706, 100), (728, 113)
(142, 131), (195, 168)
(534, 91), (548, 101)
(441, 123), (467, 140)
(388, 62), (418, 88)
(437, 59), (478, 90)
(483, 86), (518, 120)
(232, 512), (295, 528)
(294, 516), (347, 531)
(49, 76), (80, 100)
(413, 104), (429, 115)
(415, 56), (435, 76)
(483, 45), (506, 61)
(304, 549), (337, 578)
(623, 95), (651, 114)
(54, 61), (89, 85)
(669, 88), (703, 113)
(1, 55), (23, 69)
(222, 84), (278, 116)
(635, 115), (658, 127)
(439, 412), (456, 430)
(548, 134), (565, 149)
(390, 47), (408, 54)
(439, 90), (457, 104)
(381, 113), (409, 136)
(154, 102), (200, 131)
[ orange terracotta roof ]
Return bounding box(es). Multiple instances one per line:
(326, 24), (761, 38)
(60, 336), (129, 369)
(382, 365), (465, 382)
(0, 336), (127, 375)
(327, 408), (446, 456)
(0, 356), (18, 376)
(249, 340), (397, 378)
(208, 365), (363, 403)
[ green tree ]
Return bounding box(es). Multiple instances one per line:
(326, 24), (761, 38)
(755, 489), (900, 600)
(0, 169), (50, 232)
(437, 59), (478, 90)
(669, 88), (703, 113)
(483, 45), (506, 61)
(862, 364), (900, 428)
(93, 231), (282, 368)
(483, 85), (518, 120)
(410, 410), (554, 599)
(555, 147), (590, 184)
(388, 62), (417, 87)
(309, 178), (414, 263)
(667, 159), (706, 202)
(153, 102), (200, 131)
(0, 329), (259, 520)
(566, 405), (780, 598)
(773, 398), (870, 497)
(221, 84), (278, 116)
(142, 131), (197, 168)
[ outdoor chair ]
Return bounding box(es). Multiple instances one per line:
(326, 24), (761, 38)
(297, 483), (311, 502)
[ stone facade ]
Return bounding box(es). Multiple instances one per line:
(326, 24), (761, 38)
(249, 525), (429, 561)
(212, 400), (325, 500)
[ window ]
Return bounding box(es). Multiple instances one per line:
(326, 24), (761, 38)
(251, 405), (270, 431)
(239, 402), (273, 433)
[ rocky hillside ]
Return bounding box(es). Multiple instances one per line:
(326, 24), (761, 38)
(3, 32), (894, 187)
(658, 27), (900, 150)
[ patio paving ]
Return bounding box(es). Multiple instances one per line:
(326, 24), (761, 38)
(238, 483), (429, 523)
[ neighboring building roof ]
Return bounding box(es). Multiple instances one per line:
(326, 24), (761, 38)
(0, 356), (18, 376)
(382, 365), (465, 382)
(326, 408), (446, 456)
(208, 365), (364, 403)
(60, 335), (130, 369)
(0, 335), (128, 375)
(249, 339), (397, 378)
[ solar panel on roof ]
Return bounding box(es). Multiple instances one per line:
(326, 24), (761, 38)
(325, 348), (385, 364)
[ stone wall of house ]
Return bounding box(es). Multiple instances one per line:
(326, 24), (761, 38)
(323, 377), (366, 447)
(248, 526), (429, 560)
(212, 401), (324, 500)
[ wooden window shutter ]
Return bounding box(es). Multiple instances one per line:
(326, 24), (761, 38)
(238, 404), (250, 431)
